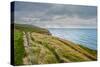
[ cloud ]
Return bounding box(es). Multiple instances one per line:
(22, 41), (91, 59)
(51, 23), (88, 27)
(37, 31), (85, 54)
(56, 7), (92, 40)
(14, 1), (97, 28)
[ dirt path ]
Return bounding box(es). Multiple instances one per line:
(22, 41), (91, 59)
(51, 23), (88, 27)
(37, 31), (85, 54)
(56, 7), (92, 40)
(23, 32), (32, 65)
(22, 32), (96, 64)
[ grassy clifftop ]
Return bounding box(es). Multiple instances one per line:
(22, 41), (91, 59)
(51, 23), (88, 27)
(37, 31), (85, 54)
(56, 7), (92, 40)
(14, 24), (51, 35)
(14, 24), (97, 65)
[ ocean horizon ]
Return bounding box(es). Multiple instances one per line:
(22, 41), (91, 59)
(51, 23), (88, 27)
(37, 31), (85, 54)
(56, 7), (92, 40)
(48, 28), (97, 50)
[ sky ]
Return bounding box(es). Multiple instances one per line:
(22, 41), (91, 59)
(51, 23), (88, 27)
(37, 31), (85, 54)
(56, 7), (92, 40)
(13, 1), (97, 28)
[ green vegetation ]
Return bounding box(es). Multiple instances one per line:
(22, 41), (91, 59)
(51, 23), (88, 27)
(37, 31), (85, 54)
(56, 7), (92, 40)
(14, 24), (51, 35)
(79, 45), (97, 57)
(14, 29), (25, 65)
(14, 24), (97, 65)
(30, 32), (97, 63)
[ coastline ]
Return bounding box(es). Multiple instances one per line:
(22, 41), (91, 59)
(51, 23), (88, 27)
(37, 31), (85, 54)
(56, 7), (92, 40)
(14, 24), (97, 65)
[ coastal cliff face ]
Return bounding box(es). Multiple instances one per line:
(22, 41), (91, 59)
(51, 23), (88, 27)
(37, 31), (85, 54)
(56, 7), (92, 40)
(14, 24), (97, 65)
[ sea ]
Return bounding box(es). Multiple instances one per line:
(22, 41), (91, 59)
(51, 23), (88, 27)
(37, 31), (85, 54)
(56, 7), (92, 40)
(48, 28), (97, 50)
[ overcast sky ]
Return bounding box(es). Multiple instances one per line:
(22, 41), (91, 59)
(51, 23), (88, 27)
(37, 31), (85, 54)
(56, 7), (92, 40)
(13, 1), (97, 28)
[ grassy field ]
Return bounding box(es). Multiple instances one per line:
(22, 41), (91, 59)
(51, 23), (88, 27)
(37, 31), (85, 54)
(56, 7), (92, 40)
(79, 45), (97, 57)
(14, 24), (97, 65)
(14, 29), (25, 65)
(30, 32), (97, 63)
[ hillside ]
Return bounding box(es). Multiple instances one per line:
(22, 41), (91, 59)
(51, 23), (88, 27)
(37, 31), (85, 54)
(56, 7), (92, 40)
(14, 24), (51, 35)
(14, 24), (97, 65)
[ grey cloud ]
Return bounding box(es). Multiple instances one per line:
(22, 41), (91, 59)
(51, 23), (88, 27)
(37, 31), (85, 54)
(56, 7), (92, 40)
(14, 1), (97, 28)
(44, 5), (97, 19)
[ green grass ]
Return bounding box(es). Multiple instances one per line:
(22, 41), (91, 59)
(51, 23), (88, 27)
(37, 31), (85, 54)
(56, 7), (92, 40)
(14, 24), (97, 65)
(30, 41), (58, 64)
(79, 45), (97, 57)
(14, 24), (51, 35)
(14, 29), (25, 65)
(30, 32), (97, 63)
